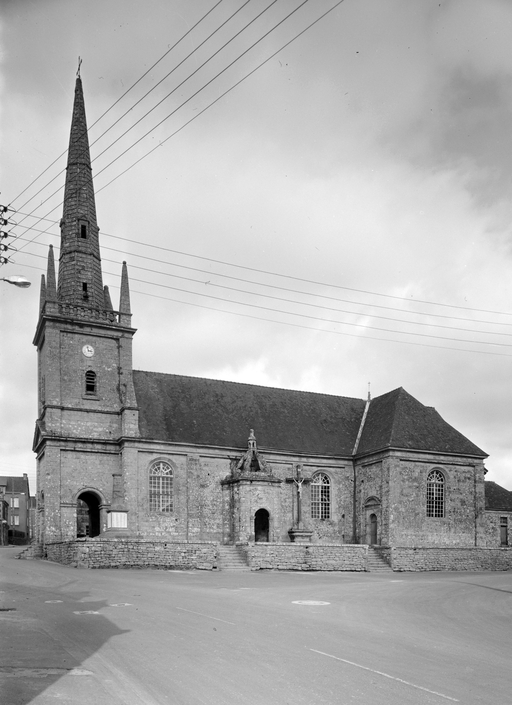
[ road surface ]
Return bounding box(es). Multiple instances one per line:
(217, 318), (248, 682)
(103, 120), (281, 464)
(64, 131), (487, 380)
(1, 547), (511, 704)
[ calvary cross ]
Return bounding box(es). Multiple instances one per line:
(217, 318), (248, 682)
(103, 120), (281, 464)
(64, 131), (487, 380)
(285, 464), (311, 528)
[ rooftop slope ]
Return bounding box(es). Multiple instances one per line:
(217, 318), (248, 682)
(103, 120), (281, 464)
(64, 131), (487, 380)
(485, 481), (512, 511)
(357, 387), (486, 458)
(0, 476), (31, 493)
(133, 370), (365, 455)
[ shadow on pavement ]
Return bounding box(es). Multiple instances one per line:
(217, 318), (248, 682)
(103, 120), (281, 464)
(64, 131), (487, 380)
(456, 580), (512, 595)
(0, 566), (129, 705)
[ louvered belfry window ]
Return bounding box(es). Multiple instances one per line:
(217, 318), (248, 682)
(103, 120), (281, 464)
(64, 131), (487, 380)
(311, 472), (331, 519)
(426, 469), (445, 517)
(85, 370), (96, 395)
(149, 460), (173, 513)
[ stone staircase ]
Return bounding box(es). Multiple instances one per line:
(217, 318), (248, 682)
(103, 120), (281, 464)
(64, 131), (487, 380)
(217, 544), (251, 571)
(16, 542), (44, 560)
(366, 546), (393, 573)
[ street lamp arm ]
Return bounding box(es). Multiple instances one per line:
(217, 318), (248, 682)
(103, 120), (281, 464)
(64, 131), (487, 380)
(0, 276), (31, 288)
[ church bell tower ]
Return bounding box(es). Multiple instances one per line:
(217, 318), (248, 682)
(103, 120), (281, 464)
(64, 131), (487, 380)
(33, 72), (139, 543)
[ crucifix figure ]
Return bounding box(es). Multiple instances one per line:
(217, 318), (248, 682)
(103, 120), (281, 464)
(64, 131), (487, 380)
(286, 464), (310, 529)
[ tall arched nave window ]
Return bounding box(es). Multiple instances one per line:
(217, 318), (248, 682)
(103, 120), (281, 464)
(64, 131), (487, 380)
(149, 460), (174, 513)
(311, 472), (331, 519)
(426, 469), (445, 518)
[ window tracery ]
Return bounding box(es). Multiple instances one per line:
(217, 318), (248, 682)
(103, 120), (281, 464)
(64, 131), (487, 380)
(311, 472), (331, 519)
(149, 460), (173, 513)
(426, 469), (445, 517)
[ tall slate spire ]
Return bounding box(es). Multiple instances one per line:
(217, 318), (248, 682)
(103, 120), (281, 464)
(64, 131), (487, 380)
(57, 76), (104, 309)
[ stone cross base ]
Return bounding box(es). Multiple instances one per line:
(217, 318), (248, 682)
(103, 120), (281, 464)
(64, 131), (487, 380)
(288, 528), (313, 543)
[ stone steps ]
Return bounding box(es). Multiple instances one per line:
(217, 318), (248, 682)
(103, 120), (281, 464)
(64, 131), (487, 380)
(366, 547), (393, 572)
(217, 545), (251, 571)
(16, 543), (44, 560)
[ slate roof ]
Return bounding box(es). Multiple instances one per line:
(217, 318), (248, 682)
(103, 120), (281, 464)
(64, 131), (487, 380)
(356, 387), (486, 458)
(132, 372), (486, 460)
(133, 370), (365, 456)
(0, 476), (30, 494)
(485, 481), (512, 511)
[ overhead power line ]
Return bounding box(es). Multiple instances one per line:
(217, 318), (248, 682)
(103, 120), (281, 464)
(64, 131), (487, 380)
(12, 0), (251, 223)
(12, 0), (309, 244)
(8, 0), (226, 210)
(14, 216), (512, 322)
(11, 0), (341, 254)
(17, 248), (512, 351)
(18, 256), (512, 358)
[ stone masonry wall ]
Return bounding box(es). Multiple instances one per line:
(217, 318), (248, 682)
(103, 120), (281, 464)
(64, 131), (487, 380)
(247, 543), (367, 571)
(391, 546), (512, 571)
(44, 539), (217, 569)
(482, 511), (512, 548)
(41, 540), (512, 572)
(386, 454), (486, 547)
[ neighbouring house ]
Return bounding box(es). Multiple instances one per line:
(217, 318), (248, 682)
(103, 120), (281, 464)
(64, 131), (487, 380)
(484, 480), (512, 548)
(0, 490), (8, 546)
(0, 474), (32, 545)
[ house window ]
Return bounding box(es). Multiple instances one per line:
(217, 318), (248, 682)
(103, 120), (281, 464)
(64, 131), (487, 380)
(500, 516), (508, 546)
(426, 469), (445, 518)
(149, 461), (173, 513)
(10, 498), (19, 508)
(80, 223), (87, 239)
(14, 515), (20, 526)
(85, 370), (97, 395)
(311, 472), (331, 519)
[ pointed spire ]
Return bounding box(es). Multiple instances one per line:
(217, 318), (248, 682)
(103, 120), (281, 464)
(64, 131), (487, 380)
(46, 244), (57, 301)
(39, 274), (46, 313)
(119, 261), (131, 325)
(57, 75), (104, 309)
(103, 285), (113, 311)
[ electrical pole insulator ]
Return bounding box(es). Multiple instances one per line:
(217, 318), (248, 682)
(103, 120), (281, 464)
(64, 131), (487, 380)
(0, 232), (9, 239)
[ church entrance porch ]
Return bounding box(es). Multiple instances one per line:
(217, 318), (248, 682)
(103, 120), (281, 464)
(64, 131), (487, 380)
(254, 509), (270, 542)
(77, 491), (101, 538)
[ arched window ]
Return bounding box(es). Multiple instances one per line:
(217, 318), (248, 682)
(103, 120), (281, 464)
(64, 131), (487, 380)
(311, 472), (331, 519)
(426, 469), (445, 517)
(149, 460), (173, 513)
(85, 370), (96, 395)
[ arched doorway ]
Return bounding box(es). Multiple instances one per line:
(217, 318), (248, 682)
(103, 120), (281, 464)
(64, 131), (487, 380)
(254, 508), (269, 542)
(77, 491), (101, 538)
(369, 513), (377, 545)
(364, 496), (381, 545)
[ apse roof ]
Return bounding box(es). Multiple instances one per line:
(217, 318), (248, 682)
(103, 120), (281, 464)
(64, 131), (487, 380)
(132, 372), (487, 459)
(356, 387), (486, 458)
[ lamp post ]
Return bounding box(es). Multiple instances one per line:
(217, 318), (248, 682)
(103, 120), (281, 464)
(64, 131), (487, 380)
(0, 276), (31, 288)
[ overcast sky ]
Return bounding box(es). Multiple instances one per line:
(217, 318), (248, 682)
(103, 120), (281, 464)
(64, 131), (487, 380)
(1, 0), (511, 493)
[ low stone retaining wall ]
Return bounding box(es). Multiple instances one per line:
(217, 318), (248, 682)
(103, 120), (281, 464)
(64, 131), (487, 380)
(391, 547), (512, 572)
(38, 542), (512, 572)
(247, 543), (367, 571)
(43, 539), (217, 570)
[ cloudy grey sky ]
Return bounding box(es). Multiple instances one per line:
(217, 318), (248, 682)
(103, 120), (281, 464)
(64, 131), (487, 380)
(1, 0), (511, 493)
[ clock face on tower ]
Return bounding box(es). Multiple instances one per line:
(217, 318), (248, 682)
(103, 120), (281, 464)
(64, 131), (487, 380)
(82, 344), (95, 358)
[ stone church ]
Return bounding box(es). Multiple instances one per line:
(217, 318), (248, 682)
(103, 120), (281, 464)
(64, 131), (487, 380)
(32, 76), (511, 571)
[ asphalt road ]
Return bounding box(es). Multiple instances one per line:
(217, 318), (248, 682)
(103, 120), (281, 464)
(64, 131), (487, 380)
(1, 547), (511, 704)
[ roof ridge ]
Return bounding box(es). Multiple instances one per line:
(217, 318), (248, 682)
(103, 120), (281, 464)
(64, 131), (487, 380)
(133, 368), (365, 403)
